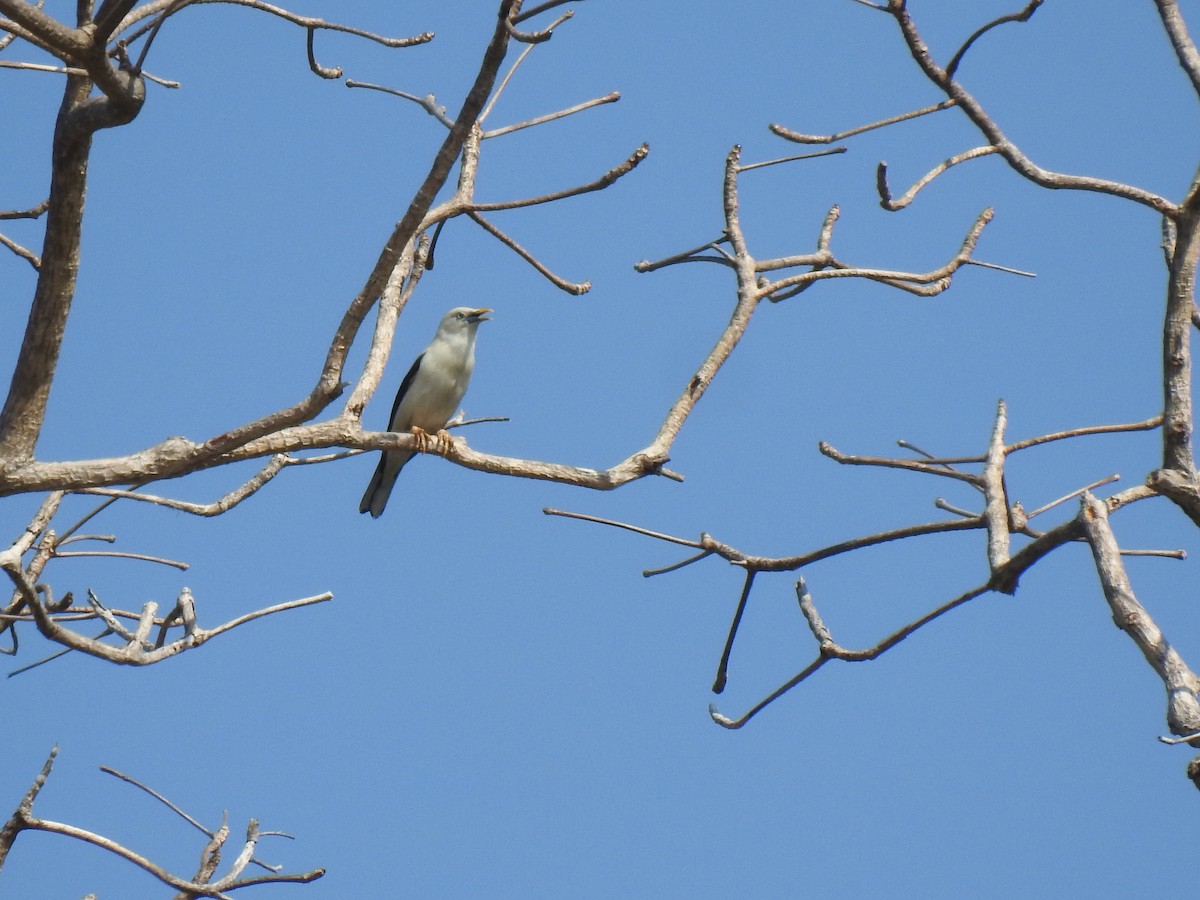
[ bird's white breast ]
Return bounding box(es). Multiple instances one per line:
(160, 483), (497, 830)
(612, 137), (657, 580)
(397, 331), (476, 432)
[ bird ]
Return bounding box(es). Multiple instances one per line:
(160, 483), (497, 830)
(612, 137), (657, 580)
(359, 306), (491, 518)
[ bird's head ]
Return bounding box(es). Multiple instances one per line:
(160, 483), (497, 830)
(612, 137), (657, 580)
(440, 306), (492, 334)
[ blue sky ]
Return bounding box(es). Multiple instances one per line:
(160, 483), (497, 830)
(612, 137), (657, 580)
(4, 1), (1199, 897)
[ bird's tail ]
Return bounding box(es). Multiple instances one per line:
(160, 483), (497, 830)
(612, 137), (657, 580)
(359, 452), (406, 518)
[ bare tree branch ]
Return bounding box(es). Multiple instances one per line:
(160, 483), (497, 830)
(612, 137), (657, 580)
(1005, 414), (1163, 453)
(710, 580), (991, 729)
(1, 747), (323, 893)
(1153, 0), (1200, 102)
(111, 0), (433, 60)
(344, 81), (455, 128)
(770, 99), (956, 144)
(556, 394), (1179, 724)
(468, 211), (590, 294)
(877, 146), (999, 210)
(0, 554), (332, 666)
(1079, 492), (1200, 740)
(484, 90), (620, 139)
(0, 230), (39, 269)
(944, 0), (1044, 79)
(883, 0), (1177, 217)
(468, 142), (650, 212)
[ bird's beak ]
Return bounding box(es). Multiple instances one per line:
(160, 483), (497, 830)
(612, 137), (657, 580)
(468, 308), (493, 323)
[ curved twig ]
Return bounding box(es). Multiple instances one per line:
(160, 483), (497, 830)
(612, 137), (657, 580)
(877, 146), (999, 210)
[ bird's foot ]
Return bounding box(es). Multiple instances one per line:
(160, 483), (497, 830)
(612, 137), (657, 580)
(409, 426), (432, 453)
(431, 429), (457, 457)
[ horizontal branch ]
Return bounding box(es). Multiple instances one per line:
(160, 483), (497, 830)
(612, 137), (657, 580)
(112, 0), (433, 54)
(1006, 414), (1163, 453)
(547, 506), (984, 574)
(19, 812), (322, 894)
(1, 559), (332, 666)
(819, 440), (981, 483)
(759, 207), (995, 300)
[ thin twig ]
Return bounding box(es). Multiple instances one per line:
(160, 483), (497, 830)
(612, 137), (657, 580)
(819, 441), (981, 483)
(53, 549), (189, 569)
(964, 258), (1036, 278)
(1006, 415), (1163, 453)
(710, 583), (990, 729)
(0, 57), (85, 74)
(1025, 475), (1119, 519)
(945, 0), (1044, 79)
(512, 0), (575, 24)
(484, 90), (620, 139)
(635, 236), (732, 273)
(543, 508), (703, 548)
(344, 81), (454, 128)
(99, 766), (284, 873)
(470, 143), (650, 212)
(877, 146), (999, 210)
(0, 230), (40, 269)
(712, 570), (755, 694)
(642, 549), (713, 578)
(468, 211), (589, 294)
(769, 99), (956, 144)
(735, 147), (847, 172)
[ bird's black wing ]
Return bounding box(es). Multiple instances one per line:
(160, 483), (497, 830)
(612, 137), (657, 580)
(386, 351), (425, 429)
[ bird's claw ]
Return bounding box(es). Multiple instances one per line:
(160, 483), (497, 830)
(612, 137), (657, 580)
(432, 429), (456, 457)
(409, 426), (432, 454)
(409, 426), (456, 457)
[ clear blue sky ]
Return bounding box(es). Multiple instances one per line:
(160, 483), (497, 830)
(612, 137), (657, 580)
(4, 1), (1199, 896)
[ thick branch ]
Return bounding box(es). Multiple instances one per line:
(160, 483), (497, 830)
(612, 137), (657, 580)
(0, 74), (94, 460)
(1162, 212), (1199, 474)
(1079, 492), (1200, 739)
(0, 0), (88, 57)
(1153, 0), (1200, 102)
(981, 400), (1011, 569)
(0, 12), (145, 460)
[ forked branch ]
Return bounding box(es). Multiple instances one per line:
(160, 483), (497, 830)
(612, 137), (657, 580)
(0, 747), (324, 893)
(552, 403), (1176, 726)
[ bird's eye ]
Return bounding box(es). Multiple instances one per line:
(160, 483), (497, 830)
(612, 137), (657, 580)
(456, 312), (465, 320)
